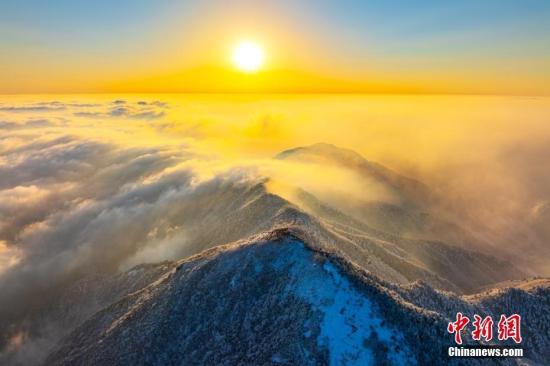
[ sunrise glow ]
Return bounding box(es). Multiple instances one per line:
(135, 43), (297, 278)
(232, 41), (265, 73)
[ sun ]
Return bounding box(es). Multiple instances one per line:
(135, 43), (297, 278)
(232, 41), (265, 73)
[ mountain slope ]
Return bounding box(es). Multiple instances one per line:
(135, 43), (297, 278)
(276, 143), (499, 253)
(45, 229), (549, 366)
(276, 142), (431, 208)
(391, 279), (550, 365)
(283, 187), (523, 293)
(0, 144), (531, 364)
(43, 230), (436, 365)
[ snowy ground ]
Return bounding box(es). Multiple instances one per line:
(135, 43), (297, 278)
(271, 239), (416, 366)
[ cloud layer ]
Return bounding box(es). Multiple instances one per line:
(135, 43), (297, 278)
(0, 95), (549, 364)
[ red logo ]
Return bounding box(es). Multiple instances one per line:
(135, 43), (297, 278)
(472, 315), (494, 341)
(447, 312), (470, 344)
(447, 313), (522, 344)
(497, 314), (522, 344)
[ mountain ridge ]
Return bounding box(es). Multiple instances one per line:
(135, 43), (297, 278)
(44, 228), (550, 365)
(0, 143), (539, 365)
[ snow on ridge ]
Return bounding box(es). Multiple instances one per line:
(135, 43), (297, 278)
(272, 237), (416, 366)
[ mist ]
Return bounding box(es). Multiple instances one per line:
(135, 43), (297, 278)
(0, 94), (549, 363)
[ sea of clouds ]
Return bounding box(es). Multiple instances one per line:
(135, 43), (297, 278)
(0, 95), (549, 364)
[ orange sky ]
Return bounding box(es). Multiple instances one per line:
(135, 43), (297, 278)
(1, 1), (550, 94)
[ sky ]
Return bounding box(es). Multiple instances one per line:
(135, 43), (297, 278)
(1, 0), (550, 94)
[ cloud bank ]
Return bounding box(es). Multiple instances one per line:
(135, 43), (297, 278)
(0, 95), (548, 364)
